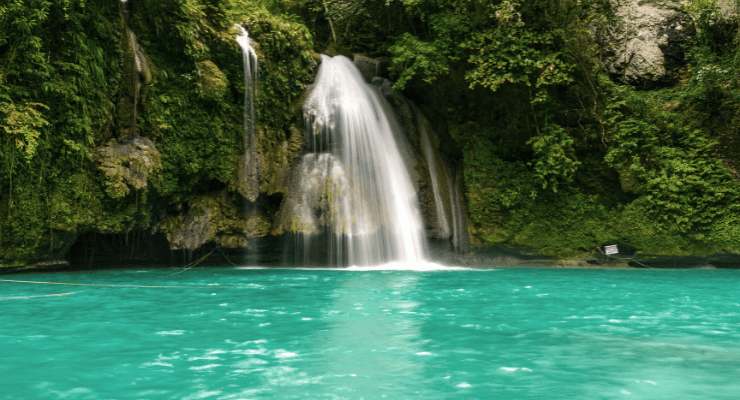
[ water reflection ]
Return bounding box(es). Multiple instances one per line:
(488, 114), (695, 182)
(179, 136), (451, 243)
(312, 273), (426, 397)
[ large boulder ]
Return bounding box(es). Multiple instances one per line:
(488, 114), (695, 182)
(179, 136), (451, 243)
(603, 0), (694, 86)
(160, 194), (270, 251)
(273, 153), (357, 236)
(96, 137), (161, 199)
(353, 54), (389, 82)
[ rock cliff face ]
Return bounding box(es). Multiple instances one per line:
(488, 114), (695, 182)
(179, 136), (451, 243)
(353, 54), (389, 82)
(118, 1), (152, 139)
(603, 0), (694, 86)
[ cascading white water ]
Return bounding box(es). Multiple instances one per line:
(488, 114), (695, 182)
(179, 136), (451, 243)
(415, 107), (468, 252)
(235, 25), (259, 201)
(419, 118), (452, 239)
(289, 55), (428, 266)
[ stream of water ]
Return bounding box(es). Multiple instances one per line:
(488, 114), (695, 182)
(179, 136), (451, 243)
(235, 25), (259, 202)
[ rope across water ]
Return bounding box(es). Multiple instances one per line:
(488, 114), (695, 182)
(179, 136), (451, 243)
(0, 247), (248, 292)
(0, 279), (216, 289)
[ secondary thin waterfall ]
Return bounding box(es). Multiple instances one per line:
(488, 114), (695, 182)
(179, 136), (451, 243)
(235, 26), (259, 201)
(415, 106), (468, 252)
(286, 55), (427, 266)
(419, 119), (452, 239)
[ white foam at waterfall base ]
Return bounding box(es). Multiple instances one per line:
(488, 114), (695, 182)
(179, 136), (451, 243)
(343, 261), (471, 271)
(236, 262), (479, 272)
(285, 55), (428, 267)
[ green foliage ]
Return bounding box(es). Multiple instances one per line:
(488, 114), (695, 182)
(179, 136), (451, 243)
(379, 0), (739, 257)
(528, 124), (580, 192)
(464, 133), (610, 257)
(0, 0), (126, 265)
(1, 0), (315, 266)
(196, 60), (229, 99)
(0, 0), (53, 96)
(604, 87), (739, 234)
(682, 0), (740, 165)
(464, 2), (574, 104)
(136, 1), (315, 199)
(0, 101), (48, 161)
(389, 33), (448, 90)
(686, 0), (739, 52)
(1, 0), (738, 266)
(267, 0), (408, 53)
(464, 135), (537, 233)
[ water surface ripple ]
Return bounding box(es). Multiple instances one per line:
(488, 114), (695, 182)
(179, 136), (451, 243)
(1, 267), (739, 399)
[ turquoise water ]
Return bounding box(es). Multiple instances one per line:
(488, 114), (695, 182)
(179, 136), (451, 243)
(1, 267), (739, 399)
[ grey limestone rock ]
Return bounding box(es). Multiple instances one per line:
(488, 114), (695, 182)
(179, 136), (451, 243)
(604, 0), (694, 86)
(353, 54), (389, 82)
(96, 137), (161, 199)
(161, 194), (270, 251)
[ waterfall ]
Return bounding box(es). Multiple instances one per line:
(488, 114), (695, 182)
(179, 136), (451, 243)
(415, 106), (468, 253)
(448, 167), (469, 252)
(419, 118), (452, 239)
(235, 26), (259, 202)
(281, 55), (428, 266)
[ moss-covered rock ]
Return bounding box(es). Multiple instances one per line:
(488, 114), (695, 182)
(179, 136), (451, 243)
(96, 137), (161, 199)
(118, 27), (153, 138)
(196, 60), (229, 100)
(160, 192), (270, 251)
(160, 198), (219, 251)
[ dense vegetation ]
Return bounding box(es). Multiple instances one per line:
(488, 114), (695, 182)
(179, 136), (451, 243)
(1, 0), (738, 267)
(0, 0), (315, 265)
(279, 0), (739, 259)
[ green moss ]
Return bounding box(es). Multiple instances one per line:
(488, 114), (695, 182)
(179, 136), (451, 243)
(96, 137), (162, 199)
(196, 60), (229, 99)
